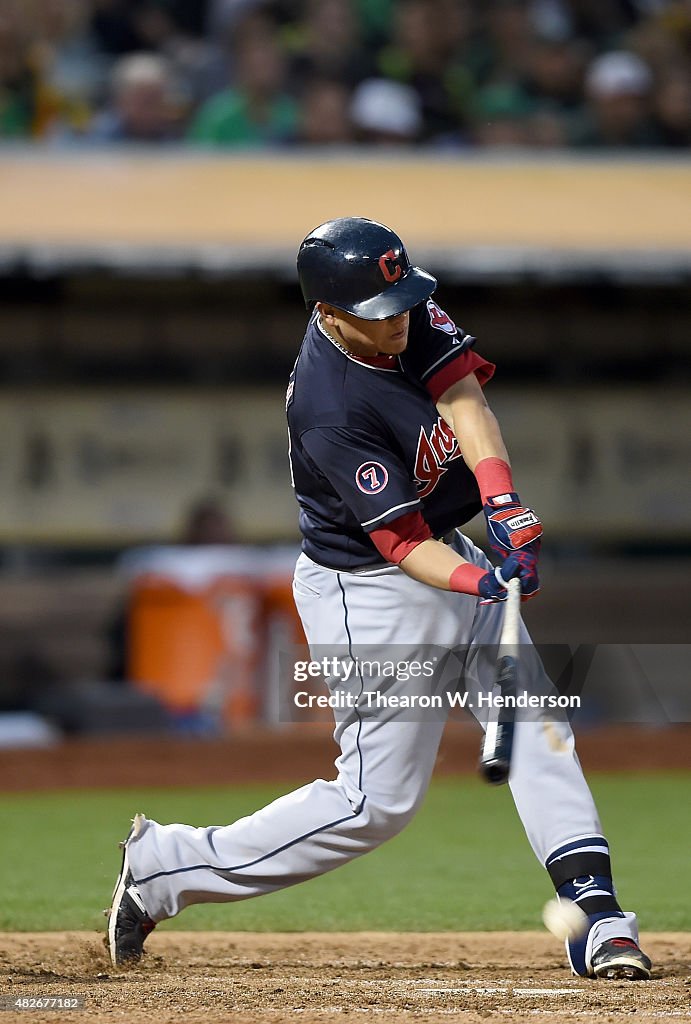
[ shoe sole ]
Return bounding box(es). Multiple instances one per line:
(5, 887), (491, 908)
(107, 816), (147, 967)
(593, 956), (651, 980)
(107, 838), (133, 967)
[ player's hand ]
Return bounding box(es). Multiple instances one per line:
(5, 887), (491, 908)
(482, 491), (541, 601)
(478, 552), (540, 604)
(483, 492), (542, 557)
(478, 555), (519, 603)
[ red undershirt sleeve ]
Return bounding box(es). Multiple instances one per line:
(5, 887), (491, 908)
(426, 351), (495, 403)
(369, 509), (432, 564)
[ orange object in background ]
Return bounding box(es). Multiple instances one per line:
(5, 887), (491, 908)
(124, 547), (271, 727)
(123, 545), (308, 728)
(128, 577), (222, 713)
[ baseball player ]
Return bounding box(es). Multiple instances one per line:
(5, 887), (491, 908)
(107, 217), (651, 981)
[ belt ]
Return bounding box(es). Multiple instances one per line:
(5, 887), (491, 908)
(347, 561), (395, 574)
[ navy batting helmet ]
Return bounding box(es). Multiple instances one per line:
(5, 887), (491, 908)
(297, 217), (437, 321)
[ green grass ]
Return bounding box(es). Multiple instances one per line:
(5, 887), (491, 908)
(1, 774), (688, 933)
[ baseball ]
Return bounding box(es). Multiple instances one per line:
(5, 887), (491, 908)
(542, 897), (588, 941)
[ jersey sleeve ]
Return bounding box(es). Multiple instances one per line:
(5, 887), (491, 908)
(300, 426), (422, 532)
(406, 298), (495, 402)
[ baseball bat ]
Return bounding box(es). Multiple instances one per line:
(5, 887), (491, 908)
(479, 576), (521, 785)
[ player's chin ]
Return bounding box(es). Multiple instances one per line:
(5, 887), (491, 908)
(384, 332), (409, 353)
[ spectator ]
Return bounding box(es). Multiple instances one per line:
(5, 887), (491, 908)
(570, 50), (661, 147)
(481, 0), (538, 84)
(377, 0), (474, 142)
(188, 2), (272, 104)
(122, 0), (220, 110)
(295, 77), (355, 146)
(188, 12), (298, 146)
(350, 78), (422, 145)
(129, 5), (198, 63)
(179, 496), (237, 545)
(521, 33), (588, 115)
(0, 13), (37, 138)
(515, 32), (590, 148)
(653, 67), (691, 148)
(470, 82), (534, 147)
(28, 0), (108, 137)
(624, 15), (688, 81)
(86, 52), (184, 142)
(435, 0), (478, 61)
(286, 0), (374, 91)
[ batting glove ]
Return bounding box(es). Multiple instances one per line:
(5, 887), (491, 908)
(482, 491), (542, 601)
(478, 552), (540, 604)
(483, 492), (543, 558)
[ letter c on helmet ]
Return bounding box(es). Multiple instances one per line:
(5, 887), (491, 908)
(378, 249), (402, 283)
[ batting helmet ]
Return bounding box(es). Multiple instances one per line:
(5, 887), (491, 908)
(297, 217), (437, 320)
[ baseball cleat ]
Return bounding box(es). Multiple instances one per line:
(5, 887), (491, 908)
(106, 814), (156, 966)
(591, 938), (652, 980)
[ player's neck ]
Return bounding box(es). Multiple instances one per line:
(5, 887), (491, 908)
(318, 317), (397, 368)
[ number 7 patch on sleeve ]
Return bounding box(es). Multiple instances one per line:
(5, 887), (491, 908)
(355, 461), (389, 493)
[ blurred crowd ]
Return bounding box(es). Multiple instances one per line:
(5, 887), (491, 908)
(0, 0), (689, 149)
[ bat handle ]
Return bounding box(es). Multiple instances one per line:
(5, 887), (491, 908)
(479, 577), (522, 785)
(479, 656), (517, 785)
(480, 741), (513, 785)
(499, 577), (522, 653)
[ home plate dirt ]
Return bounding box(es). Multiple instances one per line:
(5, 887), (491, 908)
(1, 932), (689, 1024)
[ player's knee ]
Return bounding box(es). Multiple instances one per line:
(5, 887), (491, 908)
(356, 792), (422, 845)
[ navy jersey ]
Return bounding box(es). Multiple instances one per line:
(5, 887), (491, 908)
(287, 298), (495, 570)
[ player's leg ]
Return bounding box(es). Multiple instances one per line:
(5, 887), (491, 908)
(110, 554), (464, 960)
(451, 531), (651, 979)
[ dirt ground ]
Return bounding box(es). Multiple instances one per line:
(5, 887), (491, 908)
(1, 724), (689, 792)
(0, 931), (689, 1024)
